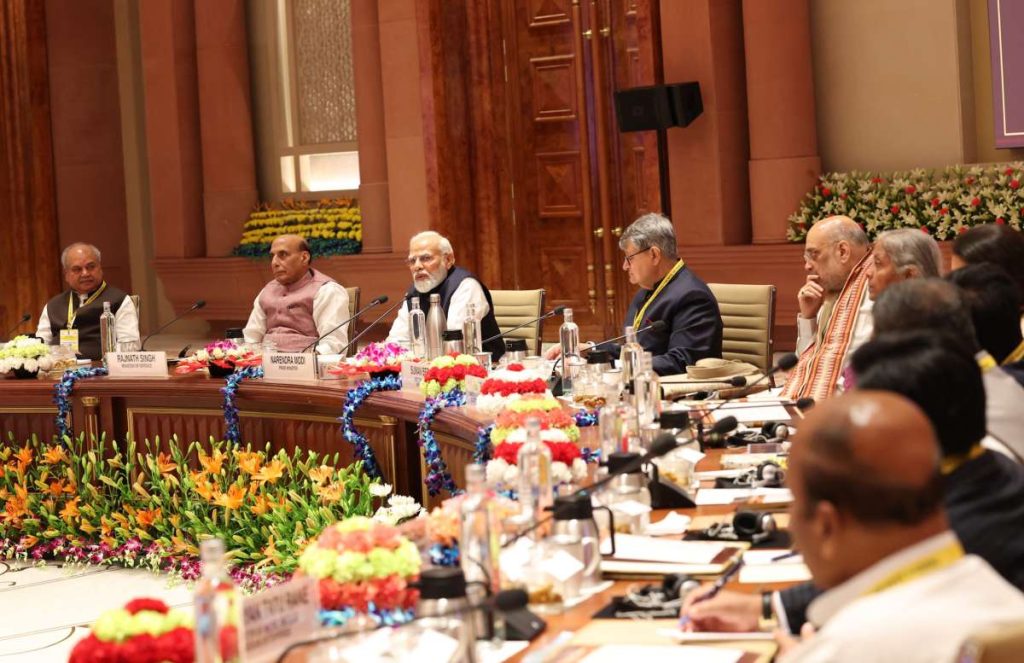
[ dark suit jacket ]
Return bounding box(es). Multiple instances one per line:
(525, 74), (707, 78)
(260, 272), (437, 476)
(778, 449), (1024, 632)
(601, 265), (722, 376)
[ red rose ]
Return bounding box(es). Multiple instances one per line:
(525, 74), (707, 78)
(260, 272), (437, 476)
(1005, 167), (1014, 175)
(821, 187), (832, 197)
(158, 628), (195, 663)
(920, 226), (930, 234)
(1011, 179), (1020, 190)
(905, 185), (916, 194)
(118, 633), (159, 662)
(958, 226), (968, 234)
(840, 193), (848, 200)
(971, 197), (981, 207)
(966, 176), (975, 184)
(890, 205), (900, 214)
(124, 597), (169, 615)
(997, 217), (1006, 225)
(508, 364), (524, 372)
(939, 208), (949, 216)
(494, 442), (523, 465)
(931, 197), (941, 208)
(871, 177), (883, 184)
(219, 625), (240, 660)
(70, 634), (118, 663)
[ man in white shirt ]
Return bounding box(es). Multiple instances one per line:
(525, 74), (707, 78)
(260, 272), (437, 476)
(385, 231), (505, 360)
(36, 243), (140, 360)
(778, 391), (1024, 662)
(782, 216), (873, 400)
(243, 235), (350, 354)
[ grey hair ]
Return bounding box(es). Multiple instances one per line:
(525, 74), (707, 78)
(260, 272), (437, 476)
(61, 243), (102, 269)
(872, 278), (976, 351)
(819, 216), (870, 247)
(618, 213), (679, 259)
(875, 229), (942, 278)
(411, 230), (453, 257)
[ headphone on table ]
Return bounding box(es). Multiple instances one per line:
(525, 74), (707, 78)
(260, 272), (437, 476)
(701, 510), (777, 544)
(723, 421), (791, 448)
(714, 460), (786, 489)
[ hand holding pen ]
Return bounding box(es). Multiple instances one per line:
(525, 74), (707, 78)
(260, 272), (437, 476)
(678, 559), (747, 631)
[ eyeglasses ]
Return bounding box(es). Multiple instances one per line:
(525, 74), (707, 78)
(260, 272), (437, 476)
(623, 246), (653, 266)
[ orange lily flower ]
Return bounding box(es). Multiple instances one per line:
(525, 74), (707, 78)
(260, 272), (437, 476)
(214, 484), (246, 510)
(192, 475), (217, 501)
(253, 459), (285, 485)
(14, 445), (33, 471)
(136, 507), (162, 528)
(250, 494), (273, 516)
(236, 451), (263, 476)
(308, 464), (334, 485)
(47, 480), (67, 497)
(317, 481), (346, 503)
(60, 497), (81, 523)
(41, 446), (69, 465)
(198, 448), (226, 475)
(155, 452), (177, 476)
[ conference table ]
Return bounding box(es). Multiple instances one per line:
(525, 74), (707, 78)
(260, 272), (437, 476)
(0, 369), (795, 660)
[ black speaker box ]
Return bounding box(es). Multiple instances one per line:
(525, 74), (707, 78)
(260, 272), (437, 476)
(613, 82), (702, 132)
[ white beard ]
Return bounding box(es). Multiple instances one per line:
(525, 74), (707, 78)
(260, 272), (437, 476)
(413, 266), (448, 293)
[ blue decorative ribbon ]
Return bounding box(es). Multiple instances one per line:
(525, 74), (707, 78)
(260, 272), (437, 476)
(221, 366), (265, 444)
(339, 374), (403, 479)
(52, 367), (108, 442)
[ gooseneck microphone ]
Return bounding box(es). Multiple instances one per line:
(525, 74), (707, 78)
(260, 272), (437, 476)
(273, 588), (529, 662)
(481, 305), (567, 346)
(140, 300), (206, 350)
(335, 297), (405, 357)
(586, 319), (669, 351)
(2, 313), (31, 340)
(503, 432), (681, 547)
(300, 295), (388, 353)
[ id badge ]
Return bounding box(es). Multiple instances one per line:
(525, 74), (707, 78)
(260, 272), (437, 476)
(59, 329), (80, 355)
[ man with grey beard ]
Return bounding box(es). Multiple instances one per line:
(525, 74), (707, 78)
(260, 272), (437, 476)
(385, 231), (505, 360)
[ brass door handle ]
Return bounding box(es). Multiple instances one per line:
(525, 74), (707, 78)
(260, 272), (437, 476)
(611, 226), (622, 237)
(582, 29), (593, 40)
(593, 227), (604, 238)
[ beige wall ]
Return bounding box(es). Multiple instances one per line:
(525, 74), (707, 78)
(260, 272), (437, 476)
(810, 0), (975, 172)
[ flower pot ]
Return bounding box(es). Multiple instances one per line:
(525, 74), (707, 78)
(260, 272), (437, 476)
(208, 363), (236, 378)
(12, 367), (39, 380)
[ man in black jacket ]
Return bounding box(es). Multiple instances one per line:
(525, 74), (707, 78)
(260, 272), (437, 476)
(681, 329), (1024, 633)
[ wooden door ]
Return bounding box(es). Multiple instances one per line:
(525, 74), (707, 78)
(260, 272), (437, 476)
(498, 0), (661, 341)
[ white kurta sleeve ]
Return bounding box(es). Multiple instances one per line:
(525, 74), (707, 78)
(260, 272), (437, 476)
(35, 305), (52, 344)
(446, 279), (490, 330)
(795, 314), (818, 355)
(114, 296), (141, 346)
(385, 300), (411, 346)
(312, 282), (350, 354)
(243, 294), (266, 345)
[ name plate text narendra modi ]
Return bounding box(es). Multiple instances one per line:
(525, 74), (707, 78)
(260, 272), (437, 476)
(262, 352), (317, 382)
(105, 352), (169, 378)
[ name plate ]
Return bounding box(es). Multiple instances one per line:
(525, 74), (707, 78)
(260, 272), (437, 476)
(262, 352), (317, 382)
(242, 576), (319, 663)
(401, 361), (430, 390)
(104, 351), (168, 378)
(465, 374), (484, 395)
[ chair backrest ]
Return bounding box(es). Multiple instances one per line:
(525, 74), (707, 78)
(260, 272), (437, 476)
(958, 621), (1024, 663)
(707, 283), (776, 376)
(490, 289), (546, 356)
(345, 286), (360, 357)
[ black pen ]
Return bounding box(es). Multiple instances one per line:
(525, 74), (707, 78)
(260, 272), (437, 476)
(678, 558), (745, 627)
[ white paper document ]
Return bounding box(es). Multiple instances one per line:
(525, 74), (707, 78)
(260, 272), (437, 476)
(694, 487), (792, 506)
(711, 403), (790, 423)
(607, 534), (724, 565)
(656, 628), (776, 643)
(644, 511), (692, 536)
(581, 644), (743, 663)
(739, 562), (811, 584)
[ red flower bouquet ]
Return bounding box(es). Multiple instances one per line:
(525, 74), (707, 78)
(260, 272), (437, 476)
(69, 598), (196, 663)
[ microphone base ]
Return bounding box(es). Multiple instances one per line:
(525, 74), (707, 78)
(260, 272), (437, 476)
(502, 606), (547, 641)
(648, 464), (696, 509)
(547, 372), (564, 398)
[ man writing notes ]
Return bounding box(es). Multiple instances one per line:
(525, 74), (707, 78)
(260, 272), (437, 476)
(243, 234), (350, 354)
(36, 243), (140, 361)
(385, 231), (505, 361)
(545, 213), (722, 375)
(779, 393), (1024, 661)
(781, 216), (872, 400)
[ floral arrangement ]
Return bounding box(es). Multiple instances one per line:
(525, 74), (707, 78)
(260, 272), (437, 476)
(0, 434), (396, 590)
(417, 389), (465, 496)
(0, 335), (54, 376)
(419, 353), (487, 398)
(53, 366), (108, 440)
(233, 198), (362, 258)
(475, 363), (551, 415)
(340, 374), (403, 479)
(175, 340), (261, 375)
(371, 483), (425, 526)
(332, 342), (416, 376)
(69, 598), (195, 663)
(490, 395), (580, 446)
(294, 516), (420, 623)
(221, 365), (264, 444)
(399, 492), (519, 567)
(787, 161), (1024, 242)
(485, 427), (588, 490)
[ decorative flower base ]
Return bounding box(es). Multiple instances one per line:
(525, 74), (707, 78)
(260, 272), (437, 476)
(12, 367), (39, 380)
(208, 363), (236, 378)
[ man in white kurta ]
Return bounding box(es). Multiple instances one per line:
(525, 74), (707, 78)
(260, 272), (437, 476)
(780, 392), (1024, 663)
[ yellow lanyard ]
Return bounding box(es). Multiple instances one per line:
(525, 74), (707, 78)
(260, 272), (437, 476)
(865, 540), (964, 595)
(940, 444), (985, 475)
(67, 281), (108, 330)
(632, 259), (685, 329)
(977, 353), (997, 373)
(1002, 339), (1024, 366)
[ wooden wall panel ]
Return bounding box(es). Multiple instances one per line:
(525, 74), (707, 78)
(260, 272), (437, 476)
(0, 0), (61, 337)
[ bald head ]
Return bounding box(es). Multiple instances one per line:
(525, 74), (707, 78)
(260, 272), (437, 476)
(61, 243), (104, 295)
(803, 216), (871, 293)
(789, 391), (947, 588)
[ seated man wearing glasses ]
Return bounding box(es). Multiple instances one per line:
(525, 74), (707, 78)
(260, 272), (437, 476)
(385, 231), (505, 361)
(547, 213), (722, 376)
